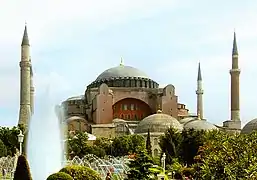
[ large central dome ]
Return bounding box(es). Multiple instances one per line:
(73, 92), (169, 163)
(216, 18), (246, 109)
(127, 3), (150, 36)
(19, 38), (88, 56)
(96, 65), (149, 81)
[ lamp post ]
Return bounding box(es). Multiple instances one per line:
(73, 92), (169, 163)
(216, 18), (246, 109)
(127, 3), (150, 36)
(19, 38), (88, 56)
(18, 130), (24, 155)
(161, 153), (166, 174)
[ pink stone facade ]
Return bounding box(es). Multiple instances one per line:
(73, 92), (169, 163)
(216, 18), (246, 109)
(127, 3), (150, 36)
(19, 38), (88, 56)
(62, 83), (189, 132)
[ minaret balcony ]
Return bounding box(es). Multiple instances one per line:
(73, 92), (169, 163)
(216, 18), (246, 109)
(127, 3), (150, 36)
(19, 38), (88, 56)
(229, 69), (241, 75)
(19, 61), (31, 68)
(196, 90), (204, 94)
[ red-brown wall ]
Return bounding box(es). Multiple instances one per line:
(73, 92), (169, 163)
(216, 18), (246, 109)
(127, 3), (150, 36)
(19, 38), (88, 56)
(113, 98), (152, 120)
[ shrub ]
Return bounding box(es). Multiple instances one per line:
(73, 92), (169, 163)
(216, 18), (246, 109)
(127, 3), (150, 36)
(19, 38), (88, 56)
(182, 167), (195, 177)
(0, 139), (7, 157)
(60, 165), (101, 180)
(13, 155), (32, 180)
(47, 172), (73, 180)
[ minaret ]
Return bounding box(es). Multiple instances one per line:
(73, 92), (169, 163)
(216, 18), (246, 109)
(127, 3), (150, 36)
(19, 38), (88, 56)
(18, 25), (31, 125)
(196, 62), (204, 119)
(120, 57), (124, 66)
(230, 31), (241, 122)
(223, 31), (241, 131)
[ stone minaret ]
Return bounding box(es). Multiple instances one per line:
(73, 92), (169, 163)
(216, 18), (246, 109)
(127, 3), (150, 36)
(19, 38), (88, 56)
(196, 62), (204, 119)
(18, 25), (31, 125)
(230, 31), (240, 122)
(223, 31), (241, 131)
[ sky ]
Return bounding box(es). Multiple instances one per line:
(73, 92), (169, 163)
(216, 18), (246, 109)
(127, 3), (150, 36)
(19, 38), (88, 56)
(0, 0), (257, 127)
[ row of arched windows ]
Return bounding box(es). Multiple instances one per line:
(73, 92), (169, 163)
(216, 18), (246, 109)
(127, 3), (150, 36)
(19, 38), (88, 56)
(114, 113), (146, 120)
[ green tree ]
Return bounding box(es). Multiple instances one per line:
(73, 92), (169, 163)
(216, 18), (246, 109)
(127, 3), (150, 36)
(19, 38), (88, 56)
(159, 128), (182, 165)
(60, 165), (101, 180)
(0, 139), (7, 157)
(0, 126), (25, 156)
(125, 151), (154, 180)
(93, 137), (111, 152)
(146, 129), (152, 156)
(130, 134), (145, 153)
(180, 129), (207, 165)
(67, 131), (90, 158)
(13, 155), (32, 180)
(193, 130), (257, 179)
(47, 172), (73, 180)
(111, 135), (145, 157)
(67, 131), (107, 158)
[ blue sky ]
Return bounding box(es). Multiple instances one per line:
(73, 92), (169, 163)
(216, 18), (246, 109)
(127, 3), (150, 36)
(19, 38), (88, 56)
(0, 0), (257, 127)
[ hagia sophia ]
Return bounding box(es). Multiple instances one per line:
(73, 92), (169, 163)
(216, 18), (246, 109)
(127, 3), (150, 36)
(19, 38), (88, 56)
(17, 25), (257, 155)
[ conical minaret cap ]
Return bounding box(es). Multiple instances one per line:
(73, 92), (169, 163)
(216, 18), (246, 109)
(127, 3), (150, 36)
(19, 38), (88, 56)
(232, 31), (238, 55)
(197, 62), (202, 81)
(21, 25), (30, 46)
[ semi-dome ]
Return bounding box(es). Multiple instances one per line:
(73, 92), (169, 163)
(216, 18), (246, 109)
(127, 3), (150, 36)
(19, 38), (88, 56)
(96, 65), (149, 81)
(241, 118), (257, 134)
(134, 111), (183, 134)
(184, 119), (218, 131)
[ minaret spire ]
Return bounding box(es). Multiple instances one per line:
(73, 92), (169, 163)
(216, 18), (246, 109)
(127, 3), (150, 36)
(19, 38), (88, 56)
(232, 31), (238, 56)
(21, 25), (30, 46)
(196, 62), (204, 119)
(18, 24), (32, 126)
(197, 62), (202, 81)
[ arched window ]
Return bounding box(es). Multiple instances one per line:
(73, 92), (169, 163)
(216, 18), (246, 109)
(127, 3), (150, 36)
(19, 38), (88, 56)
(121, 114), (124, 119)
(131, 104), (135, 110)
(122, 104), (128, 110)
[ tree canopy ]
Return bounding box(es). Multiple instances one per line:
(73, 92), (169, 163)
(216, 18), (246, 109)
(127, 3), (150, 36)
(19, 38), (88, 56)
(0, 125), (25, 156)
(67, 131), (145, 158)
(159, 128), (257, 179)
(194, 130), (257, 179)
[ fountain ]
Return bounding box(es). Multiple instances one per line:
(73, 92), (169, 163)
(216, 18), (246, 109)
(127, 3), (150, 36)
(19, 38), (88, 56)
(0, 154), (130, 180)
(65, 155), (130, 179)
(27, 88), (65, 180)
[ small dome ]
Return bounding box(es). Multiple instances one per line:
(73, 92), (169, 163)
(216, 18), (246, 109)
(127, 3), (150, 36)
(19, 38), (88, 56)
(135, 111), (183, 134)
(241, 118), (257, 134)
(184, 119), (218, 131)
(179, 117), (196, 124)
(96, 65), (149, 81)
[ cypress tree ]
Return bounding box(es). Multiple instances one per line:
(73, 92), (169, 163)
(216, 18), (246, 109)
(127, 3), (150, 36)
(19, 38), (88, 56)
(146, 129), (152, 156)
(13, 155), (32, 180)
